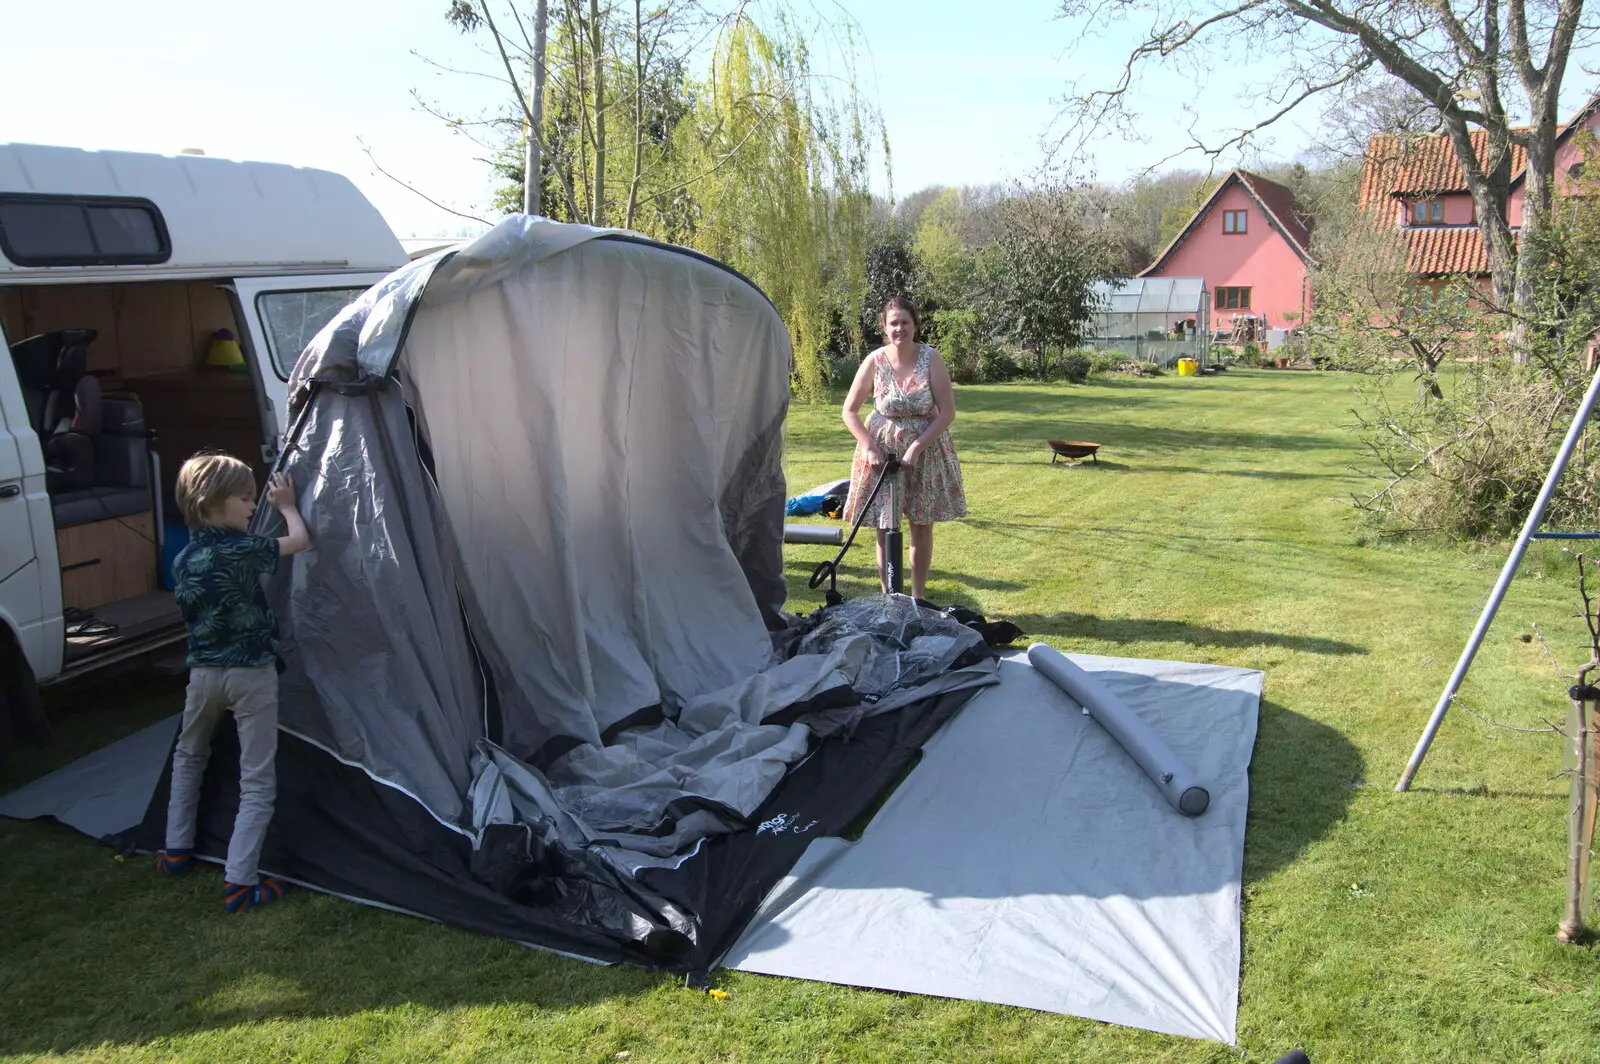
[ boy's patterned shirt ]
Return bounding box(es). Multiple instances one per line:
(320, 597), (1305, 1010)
(171, 527), (280, 668)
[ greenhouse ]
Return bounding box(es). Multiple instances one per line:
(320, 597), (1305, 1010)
(1085, 277), (1211, 367)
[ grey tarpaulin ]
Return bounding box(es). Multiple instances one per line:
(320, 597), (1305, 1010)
(0, 715), (178, 839)
(724, 652), (1263, 1043)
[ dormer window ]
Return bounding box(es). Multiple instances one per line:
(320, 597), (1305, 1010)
(1222, 210), (1247, 234)
(1412, 199), (1444, 225)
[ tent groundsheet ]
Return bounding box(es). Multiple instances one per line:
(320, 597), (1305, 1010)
(723, 652), (1263, 1044)
(0, 715), (178, 840)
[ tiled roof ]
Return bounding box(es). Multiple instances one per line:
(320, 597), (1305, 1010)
(1237, 171), (1314, 255)
(1139, 169), (1314, 276)
(1404, 226), (1490, 276)
(1360, 130), (1526, 201)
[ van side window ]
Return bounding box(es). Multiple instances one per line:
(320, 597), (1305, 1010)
(0, 194), (170, 266)
(257, 288), (369, 378)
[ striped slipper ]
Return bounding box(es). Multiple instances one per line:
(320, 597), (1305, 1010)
(154, 849), (193, 876)
(223, 876), (289, 913)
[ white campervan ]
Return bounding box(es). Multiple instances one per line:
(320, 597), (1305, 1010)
(0, 144), (408, 716)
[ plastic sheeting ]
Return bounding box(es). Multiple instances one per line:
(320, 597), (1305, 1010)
(726, 652), (1262, 1044)
(794, 596), (986, 701)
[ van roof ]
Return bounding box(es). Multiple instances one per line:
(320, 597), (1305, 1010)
(0, 143), (407, 279)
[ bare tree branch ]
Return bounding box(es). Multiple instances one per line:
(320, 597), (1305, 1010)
(359, 140), (494, 226)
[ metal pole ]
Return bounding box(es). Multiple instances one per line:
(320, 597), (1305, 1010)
(1397, 362), (1600, 791)
(884, 456), (903, 595)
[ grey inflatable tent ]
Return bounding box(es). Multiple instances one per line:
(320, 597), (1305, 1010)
(120, 217), (999, 973)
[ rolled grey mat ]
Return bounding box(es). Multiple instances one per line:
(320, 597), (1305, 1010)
(1027, 643), (1211, 817)
(784, 524), (845, 545)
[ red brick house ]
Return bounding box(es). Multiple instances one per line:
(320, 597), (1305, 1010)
(1358, 97), (1600, 280)
(1139, 169), (1315, 332)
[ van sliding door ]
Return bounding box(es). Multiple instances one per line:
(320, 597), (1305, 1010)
(227, 274), (391, 462)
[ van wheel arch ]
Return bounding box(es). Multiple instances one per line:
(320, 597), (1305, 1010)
(0, 625), (49, 749)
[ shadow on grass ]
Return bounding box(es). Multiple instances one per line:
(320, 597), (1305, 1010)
(1009, 612), (1367, 656)
(1, 670), (185, 795)
(1036, 459), (1352, 481)
(951, 385), (1167, 419)
(0, 816), (669, 1056)
(1243, 699), (1365, 885)
(782, 554), (1026, 594)
(1, 672), (671, 1057)
(952, 417), (1347, 456)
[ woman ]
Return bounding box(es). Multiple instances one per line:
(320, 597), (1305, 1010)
(841, 296), (967, 599)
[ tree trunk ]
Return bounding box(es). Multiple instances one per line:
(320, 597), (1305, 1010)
(625, 0), (642, 229)
(1512, 93), (1564, 365)
(524, 0), (549, 216)
(1441, 114), (1517, 330)
(1559, 688), (1598, 943)
(590, 0), (606, 226)
(569, 0), (592, 223)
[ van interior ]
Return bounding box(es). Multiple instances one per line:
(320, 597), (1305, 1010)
(1, 282), (272, 675)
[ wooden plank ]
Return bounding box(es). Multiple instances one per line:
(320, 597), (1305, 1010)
(186, 283), (238, 358)
(21, 286), (121, 370)
(114, 284), (193, 377)
(0, 289), (23, 345)
(56, 511), (158, 611)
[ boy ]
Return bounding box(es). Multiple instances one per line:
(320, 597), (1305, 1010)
(154, 453), (309, 913)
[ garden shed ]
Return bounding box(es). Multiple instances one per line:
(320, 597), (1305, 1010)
(1086, 277), (1211, 368)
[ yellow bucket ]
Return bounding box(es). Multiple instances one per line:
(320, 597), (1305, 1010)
(1176, 358), (1199, 377)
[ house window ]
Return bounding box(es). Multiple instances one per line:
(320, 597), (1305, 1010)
(1411, 199), (1445, 225)
(1222, 210), (1248, 234)
(0, 193), (170, 266)
(1215, 286), (1251, 310)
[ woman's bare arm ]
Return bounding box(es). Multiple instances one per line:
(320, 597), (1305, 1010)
(842, 351), (886, 463)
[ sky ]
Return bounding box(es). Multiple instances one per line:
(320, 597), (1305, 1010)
(3, 1), (1596, 239)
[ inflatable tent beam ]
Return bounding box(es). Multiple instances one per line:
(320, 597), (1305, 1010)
(1027, 643), (1210, 817)
(783, 525), (845, 545)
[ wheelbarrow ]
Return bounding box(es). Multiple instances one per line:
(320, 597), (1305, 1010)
(1047, 439), (1101, 465)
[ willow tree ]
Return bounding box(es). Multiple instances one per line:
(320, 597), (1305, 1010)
(674, 11), (880, 402)
(427, 2), (883, 400)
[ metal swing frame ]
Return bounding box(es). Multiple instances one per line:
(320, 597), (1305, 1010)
(1397, 361), (1600, 791)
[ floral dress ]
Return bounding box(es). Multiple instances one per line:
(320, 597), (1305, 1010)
(843, 345), (968, 527)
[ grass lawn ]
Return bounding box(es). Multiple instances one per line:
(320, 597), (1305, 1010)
(5, 368), (1600, 1063)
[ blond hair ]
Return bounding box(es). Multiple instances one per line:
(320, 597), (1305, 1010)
(176, 452), (256, 530)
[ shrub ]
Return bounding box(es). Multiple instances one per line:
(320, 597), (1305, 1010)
(978, 343), (1020, 382)
(1022, 347), (1059, 381)
(1118, 360), (1163, 377)
(1354, 362), (1600, 539)
(1059, 351), (1092, 383)
(828, 355), (858, 388)
(1088, 350), (1123, 377)
(930, 308), (983, 384)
